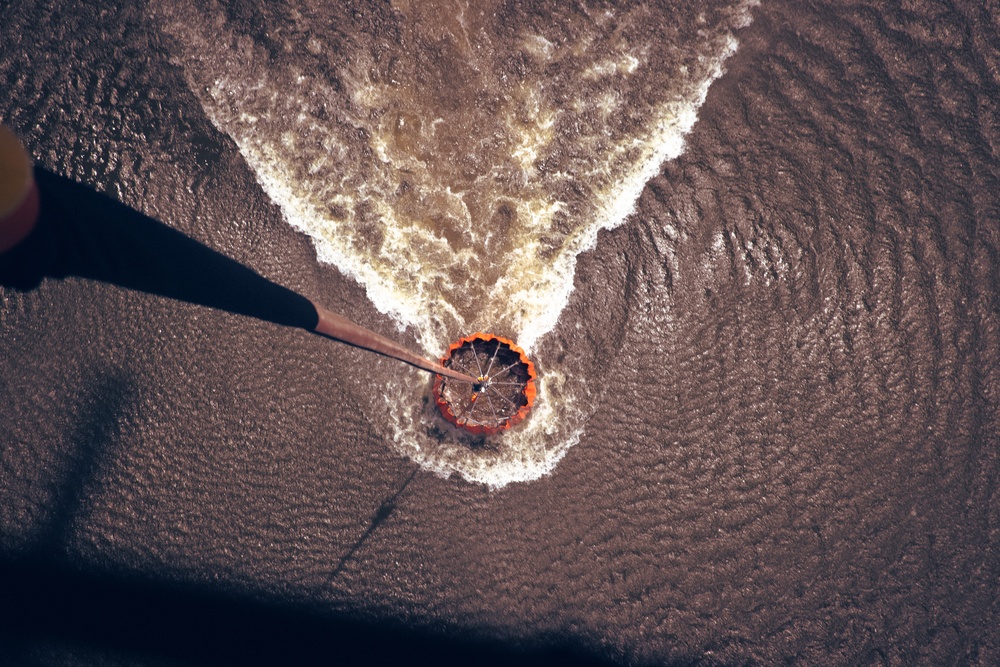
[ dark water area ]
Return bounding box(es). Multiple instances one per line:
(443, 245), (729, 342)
(2, 0), (999, 665)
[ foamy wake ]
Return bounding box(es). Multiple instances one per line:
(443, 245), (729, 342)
(154, 0), (757, 487)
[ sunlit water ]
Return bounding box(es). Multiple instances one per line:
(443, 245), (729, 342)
(153, 0), (757, 486)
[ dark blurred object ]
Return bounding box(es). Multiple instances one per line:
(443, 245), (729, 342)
(0, 124), (40, 255)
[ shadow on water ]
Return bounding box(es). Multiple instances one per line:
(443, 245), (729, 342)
(2, 426), (620, 666)
(32, 370), (136, 552)
(3, 404), (616, 665)
(0, 173), (628, 666)
(328, 466), (420, 582)
(0, 556), (628, 667)
(0, 167), (319, 331)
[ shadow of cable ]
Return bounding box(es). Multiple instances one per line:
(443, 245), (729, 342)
(328, 467), (420, 583)
(0, 167), (319, 331)
(31, 370), (136, 553)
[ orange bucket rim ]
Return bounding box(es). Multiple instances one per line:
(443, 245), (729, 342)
(433, 332), (536, 435)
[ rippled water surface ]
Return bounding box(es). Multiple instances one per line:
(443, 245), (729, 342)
(2, 0), (998, 664)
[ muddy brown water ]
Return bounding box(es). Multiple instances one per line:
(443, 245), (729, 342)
(1, 0), (998, 664)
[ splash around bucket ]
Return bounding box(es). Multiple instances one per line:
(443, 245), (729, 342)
(433, 333), (537, 435)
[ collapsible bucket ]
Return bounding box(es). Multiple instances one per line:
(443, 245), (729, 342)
(433, 333), (536, 435)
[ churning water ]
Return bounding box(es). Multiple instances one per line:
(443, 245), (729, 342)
(153, 0), (757, 486)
